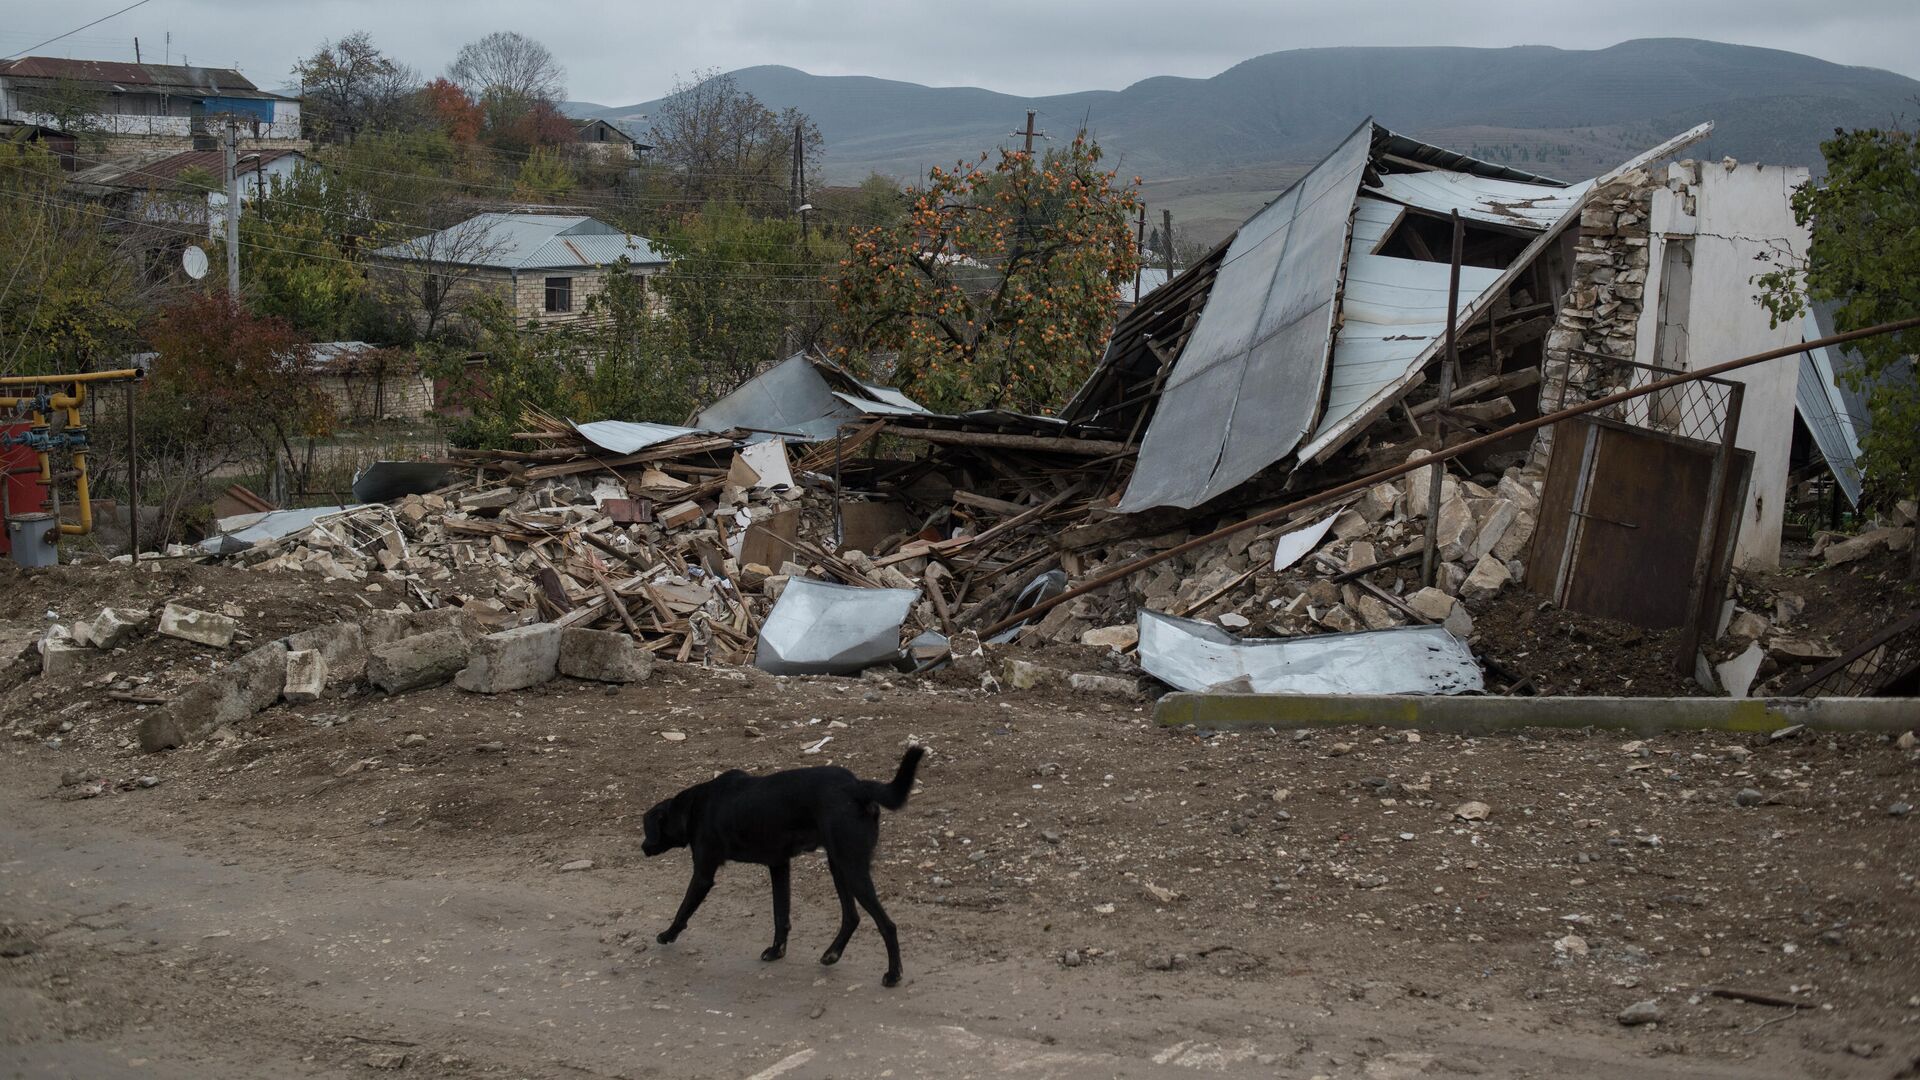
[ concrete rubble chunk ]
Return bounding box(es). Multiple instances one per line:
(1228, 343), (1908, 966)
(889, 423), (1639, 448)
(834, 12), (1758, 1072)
(1003, 658), (1066, 690)
(1080, 624), (1139, 652)
(557, 627), (653, 683)
(1354, 482), (1399, 522)
(283, 649), (328, 704)
(1469, 500), (1518, 562)
(1354, 595), (1400, 631)
(456, 623), (563, 693)
(1405, 587), (1458, 623)
(139, 642), (288, 751)
(285, 621), (368, 681)
(1068, 672), (1140, 699)
(461, 487), (518, 510)
(1823, 527), (1911, 565)
(1768, 637), (1838, 664)
(1726, 611), (1770, 641)
(72, 607), (149, 650)
(363, 607), (482, 647)
(1435, 496), (1478, 561)
(40, 630), (89, 678)
(1491, 510), (1536, 562)
(158, 603), (237, 648)
(367, 628), (471, 695)
(1461, 554), (1511, 602)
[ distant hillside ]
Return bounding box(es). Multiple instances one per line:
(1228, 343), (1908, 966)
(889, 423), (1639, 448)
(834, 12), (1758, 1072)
(566, 39), (1920, 242)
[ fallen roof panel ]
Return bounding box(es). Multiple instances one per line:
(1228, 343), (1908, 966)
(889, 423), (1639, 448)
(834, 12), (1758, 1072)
(1115, 120), (1371, 513)
(1369, 171), (1590, 231)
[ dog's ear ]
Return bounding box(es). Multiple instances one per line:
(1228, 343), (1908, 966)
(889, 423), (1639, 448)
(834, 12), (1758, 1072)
(664, 790), (695, 845)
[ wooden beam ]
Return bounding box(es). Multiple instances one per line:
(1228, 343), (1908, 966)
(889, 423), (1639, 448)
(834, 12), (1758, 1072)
(877, 425), (1135, 457)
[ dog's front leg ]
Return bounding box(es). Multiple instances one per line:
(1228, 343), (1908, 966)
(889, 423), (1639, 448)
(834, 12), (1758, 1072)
(657, 860), (718, 944)
(762, 861), (791, 961)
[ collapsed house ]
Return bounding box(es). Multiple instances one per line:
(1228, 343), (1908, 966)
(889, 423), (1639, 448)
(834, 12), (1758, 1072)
(132, 119), (1912, 713)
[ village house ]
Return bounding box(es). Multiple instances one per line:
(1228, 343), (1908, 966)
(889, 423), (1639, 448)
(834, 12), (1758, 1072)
(368, 212), (669, 331)
(65, 147), (304, 236)
(569, 118), (650, 163)
(0, 56), (303, 154)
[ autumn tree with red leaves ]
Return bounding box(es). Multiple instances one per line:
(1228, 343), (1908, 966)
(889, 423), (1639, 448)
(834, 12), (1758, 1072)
(828, 133), (1140, 414)
(142, 294), (332, 522)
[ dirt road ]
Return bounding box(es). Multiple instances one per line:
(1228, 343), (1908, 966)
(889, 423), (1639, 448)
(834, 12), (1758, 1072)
(4, 658), (1918, 1078)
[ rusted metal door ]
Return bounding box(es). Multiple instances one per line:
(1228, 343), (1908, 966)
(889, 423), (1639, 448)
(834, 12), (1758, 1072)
(1529, 417), (1750, 632)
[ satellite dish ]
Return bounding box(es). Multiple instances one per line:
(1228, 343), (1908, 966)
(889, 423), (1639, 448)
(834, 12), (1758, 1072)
(182, 245), (209, 280)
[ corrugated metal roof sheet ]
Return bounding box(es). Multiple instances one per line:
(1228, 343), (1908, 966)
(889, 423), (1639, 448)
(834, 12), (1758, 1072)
(1115, 120), (1371, 513)
(370, 213), (666, 270)
(0, 57), (290, 99)
(694, 351), (928, 442)
(1311, 255), (1504, 446)
(1369, 171), (1591, 231)
(68, 148), (301, 192)
(1349, 197), (1403, 254)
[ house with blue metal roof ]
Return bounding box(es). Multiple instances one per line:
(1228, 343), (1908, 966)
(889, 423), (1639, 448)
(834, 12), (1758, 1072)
(368, 212), (669, 334)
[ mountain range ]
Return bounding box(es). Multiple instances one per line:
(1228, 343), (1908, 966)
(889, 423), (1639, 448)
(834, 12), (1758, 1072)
(564, 38), (1920, 241)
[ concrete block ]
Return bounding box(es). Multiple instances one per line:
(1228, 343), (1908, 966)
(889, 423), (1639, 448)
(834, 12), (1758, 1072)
(40, 634), (90, 678)
(158, 603), (237, 648)
(367, 628), (471, 694)
(72, 607), (148, 650)
(557, 627), (652, 683)
(456, 623), (562, 693)
(1461, 554), (1511, 601)
(283, 649), (328, 704)
(363, 607), (481, 647)
(139, 642), (288, 751)
(285, 621), (368, 681)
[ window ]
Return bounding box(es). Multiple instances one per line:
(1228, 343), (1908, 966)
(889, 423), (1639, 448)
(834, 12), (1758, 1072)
(544, 276), (572, 313)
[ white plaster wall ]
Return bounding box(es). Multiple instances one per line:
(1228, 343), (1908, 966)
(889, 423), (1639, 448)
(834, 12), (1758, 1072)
(1635, 161), (1809, 570)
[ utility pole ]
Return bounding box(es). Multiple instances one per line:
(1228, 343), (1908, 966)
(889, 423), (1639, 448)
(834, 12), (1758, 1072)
(1010, 110), (1047, 155)
(223, 119), (240, 299)
(1161, 208), (1175, 281)
(791, 120), (809, 253)
(1133, 204), (1147, 302)
(133, 37), (141, 63)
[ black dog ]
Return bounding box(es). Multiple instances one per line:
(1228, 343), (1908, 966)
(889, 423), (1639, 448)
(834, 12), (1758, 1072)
(641, 746), (924, 986)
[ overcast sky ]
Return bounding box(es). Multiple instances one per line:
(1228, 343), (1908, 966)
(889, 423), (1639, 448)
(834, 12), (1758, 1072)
(4, 0), (1915, 104)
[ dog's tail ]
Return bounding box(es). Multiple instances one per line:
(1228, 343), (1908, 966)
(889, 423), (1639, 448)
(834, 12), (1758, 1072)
(857, 745), (925, 811)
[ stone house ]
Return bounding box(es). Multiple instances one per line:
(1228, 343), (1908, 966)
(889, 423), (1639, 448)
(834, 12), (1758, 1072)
(367, 212), (668, 333)
(65, 147), (303, 236)
(0, 56), (303, 154)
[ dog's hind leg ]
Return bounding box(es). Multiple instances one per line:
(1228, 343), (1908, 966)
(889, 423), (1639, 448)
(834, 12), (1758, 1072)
(818, 857), (860, 967)
(843, 863), (904, 987)
(762, 861), (791, 961)
(657, 858), (718, 944)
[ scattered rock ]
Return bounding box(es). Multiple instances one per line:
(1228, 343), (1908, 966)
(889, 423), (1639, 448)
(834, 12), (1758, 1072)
(367, 628), (471, 695)
(1453, 801), (1490, 822)
(1734, 788), (1768, 807)
(456, 623), (562, 694)
(1617, 999), (1664, 1026)
(558, 859), (594, 872)
(557, 627), (653, 683)
(157, 603), (237, 648)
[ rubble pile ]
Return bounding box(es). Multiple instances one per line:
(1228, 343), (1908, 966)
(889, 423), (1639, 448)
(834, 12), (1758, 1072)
(1535, 168), (1656, 446)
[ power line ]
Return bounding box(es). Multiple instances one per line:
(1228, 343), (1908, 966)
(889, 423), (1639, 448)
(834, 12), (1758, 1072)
(3, 0), (158, 61)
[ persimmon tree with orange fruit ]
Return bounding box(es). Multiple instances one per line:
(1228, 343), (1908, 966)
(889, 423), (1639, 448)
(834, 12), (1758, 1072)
(828, 133), (1141, 414)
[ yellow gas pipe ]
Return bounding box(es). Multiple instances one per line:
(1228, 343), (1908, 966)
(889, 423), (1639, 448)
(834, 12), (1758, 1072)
(0, 369), (141, 537)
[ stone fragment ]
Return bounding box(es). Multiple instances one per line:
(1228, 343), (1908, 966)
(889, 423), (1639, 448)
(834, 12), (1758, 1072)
(1068, 672), (1140, 699)
(1080, 624), (1138, 652)
(1354, 595), (1400, 631)
(1354, 482), (1399, 522)
(72, 607), (148, 650)
(39, 631), (89, 678)
(1470, 500), (1518, 561)
(366, 628), (471, 694)
(1345, 540), (1378, 573)
(456, 623), (563, 693)
(1726, 610), (1769, 641)
(1329, 509), (1370, 540)
(1318, 604), (1360, 633)
(1435, 496), (1478, 561)
(1003, 658), (1067, 690)
(460, 487), (518, 510)
(1406, 587), (1458, 622)
(1617, 1000), (1664, 1026)
(282, 649), (327, 704)
(284, 621), (368, 680)
(1768, 637), (1837, 664)
(557, 627), (653, 683)
(1453, 801), (1490, 821)
(139, 642), (288, 751)
(1461, 554), (1511, 601)
(158, 603), (237, 648)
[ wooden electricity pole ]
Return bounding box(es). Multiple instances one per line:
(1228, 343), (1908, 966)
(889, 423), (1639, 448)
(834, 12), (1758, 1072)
(1133, 204), (1147, 301)
(1161, 208), (1175, 280)
(1012, 110), (1046, 154)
